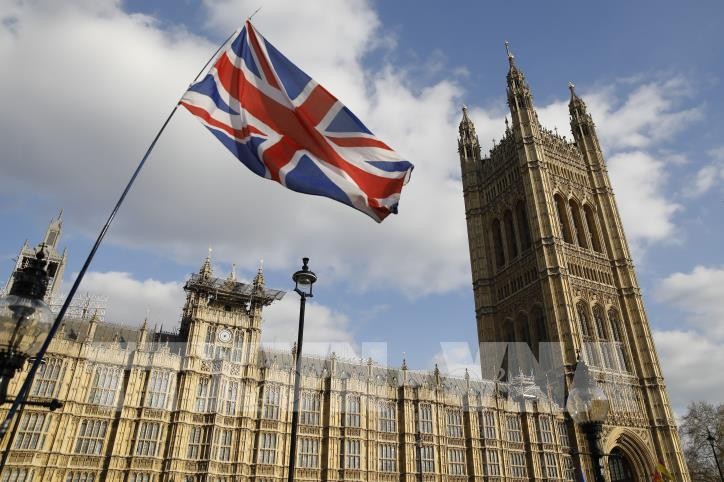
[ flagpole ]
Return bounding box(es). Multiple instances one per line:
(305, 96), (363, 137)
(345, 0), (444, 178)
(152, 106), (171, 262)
(0, 28), (238, 442)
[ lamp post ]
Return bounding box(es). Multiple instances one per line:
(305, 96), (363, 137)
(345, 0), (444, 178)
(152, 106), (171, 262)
(287, 258), (317, 482)
(707, 428), (724, 482)
(0, 248), (54, 406)
(566, 356), (610, 482)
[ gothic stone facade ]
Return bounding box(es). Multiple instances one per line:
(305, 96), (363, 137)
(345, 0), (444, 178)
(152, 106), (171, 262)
(457, 49), (689, 481)
(1, 53), (689, 482)
(2, 246), (576, 482)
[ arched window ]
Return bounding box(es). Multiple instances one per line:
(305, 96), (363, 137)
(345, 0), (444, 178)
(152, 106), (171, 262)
(577, 301), (596, 366)
(492, 218), (505, 268)
(576, 302), (591, 338)
(554, 194), (573, 243)
(569, 199), (588, 248)
(503, 210), (519, 259)
(531, 306), (547, 359)
(516, 201), (532, 251)
(583, 205), (602, 252)
(593, 305), (612, 369)
(592, 305), (608, 340)
(608, 309), (630, 372)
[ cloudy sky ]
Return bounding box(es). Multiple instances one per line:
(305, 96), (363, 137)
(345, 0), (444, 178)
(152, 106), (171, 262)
(1, 0), (722, 413)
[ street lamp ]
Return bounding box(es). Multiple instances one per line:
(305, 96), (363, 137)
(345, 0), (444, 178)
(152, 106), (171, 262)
(566, 356), (610, 482)
(0, 248), (53, 404)
(706, 428), (724, 482)
(287, 258), (317, 482)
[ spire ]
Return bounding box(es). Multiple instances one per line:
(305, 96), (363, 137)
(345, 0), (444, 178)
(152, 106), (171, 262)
(458, 105), (481, 162)
(199, 248), (213, 279)
(43, 210), (63, 248)
(227, 263), (237, 282)
(253, 259), (265, 291)
(504, 42), (538, 127)
(568, 80), (589, 119)
(504, 40), (516, 68)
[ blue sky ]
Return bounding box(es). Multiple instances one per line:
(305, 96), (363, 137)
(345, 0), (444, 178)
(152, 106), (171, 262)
(1, 0), (722, 412)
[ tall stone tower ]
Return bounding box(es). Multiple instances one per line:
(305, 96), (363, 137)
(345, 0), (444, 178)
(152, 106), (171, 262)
(3, 211), (66, 301)
(458, 45), (689, 480)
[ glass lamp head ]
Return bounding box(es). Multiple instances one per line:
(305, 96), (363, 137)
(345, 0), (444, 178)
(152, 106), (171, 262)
(566, 357), (610, 425)
(292, 257), (317, 297)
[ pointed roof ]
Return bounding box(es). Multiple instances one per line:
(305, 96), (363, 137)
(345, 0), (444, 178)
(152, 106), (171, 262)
(199, 248), (213, 279)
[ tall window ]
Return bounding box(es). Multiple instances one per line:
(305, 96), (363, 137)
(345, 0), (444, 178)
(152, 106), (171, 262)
(542, 452), (559, 478)
(345, 439), (361, 469)
(195, 377), (219, 413)
(554, 194), (573, 243)
(608, 309), (630, 372)
(447, 448), (466, 475)
(14, 412), (51, 450)
(577, 302), (597, 366)
(31, 358), (64, 398)
(508, 451), (527, 477)
(446, 409), (463, 437)
(569, 199), (588, 248)
(298, 438), (320, 468)
(583, 204), (602, 252)
(74, 419), (108, 455)
(300, 392), (321, 426)
(345, 395), (361, 428)
(557, 421), (570, 448)
(378, 443), (397, 472)
(65, 473), (95, 482)
(88, 366), (121, 406)
(187, 426), (209, 459)
(379, 402), (396, 433)
(231, 329), (244, 363)
(146, 370), (171, 409)
(516, 201), (532, 251)
(480, 410), (496, 439)
(223, 381), (239, 416)
(262, 385), (280, 420)
(593, 305), (613, 368)
(214, 428), (233, 461)
(505, 415), (522, 442)
(419, 403), (433, 434)
(257, 433), (277, 465)
(135, 421), (161, 457)
(492, 218), (506, 268)
(562, 455), (576, 481)
(420, 445), (435, 473)
(538, 416), (553, 443)
(484, 449), (500, 476)
(204, 325), (216, 359)
(503, 209), (519, 258)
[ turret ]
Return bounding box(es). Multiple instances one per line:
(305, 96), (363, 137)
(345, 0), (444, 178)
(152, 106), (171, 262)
(568, 82), (605, 168)
(505, 41), (539, 133)
(458, 105), (481, 163)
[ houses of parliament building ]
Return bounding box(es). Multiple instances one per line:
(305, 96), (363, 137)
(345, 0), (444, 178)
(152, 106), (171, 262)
(0, 49), (689, 482)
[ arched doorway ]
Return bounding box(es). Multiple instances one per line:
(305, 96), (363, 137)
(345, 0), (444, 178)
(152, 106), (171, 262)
(609, 447), (637, 482)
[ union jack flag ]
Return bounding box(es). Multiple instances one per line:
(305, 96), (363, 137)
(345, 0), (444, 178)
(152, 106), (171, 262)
(180, 21), (414, 222)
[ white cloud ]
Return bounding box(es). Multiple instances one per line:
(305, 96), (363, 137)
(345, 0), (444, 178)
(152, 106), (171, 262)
(653, 330), (724, 412)
(686, 146), (724, 197)
(432, 342), (483, 379)
(77, 271), (185, 330)
(0, 0), (703, 302)
(652, 266), (724, 411)
(607, 151), (682, 253)
(655, 265), (724, 340)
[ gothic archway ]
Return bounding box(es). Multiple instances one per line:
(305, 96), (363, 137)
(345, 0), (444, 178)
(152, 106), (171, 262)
(604, 429), (655, 482)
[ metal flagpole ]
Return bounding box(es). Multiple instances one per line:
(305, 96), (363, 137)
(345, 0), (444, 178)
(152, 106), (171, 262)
(0, 28), (238, 442)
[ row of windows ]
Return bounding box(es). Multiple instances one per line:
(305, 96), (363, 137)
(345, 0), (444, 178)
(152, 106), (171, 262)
(554, 193), (603, 252)
(491, 201), (533, 269)
(577, 303), (630, 372)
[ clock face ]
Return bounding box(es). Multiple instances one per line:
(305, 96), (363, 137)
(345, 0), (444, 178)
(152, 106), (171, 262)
(217, 328), (232, 343)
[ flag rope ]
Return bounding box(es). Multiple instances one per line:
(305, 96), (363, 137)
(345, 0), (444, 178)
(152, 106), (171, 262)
(0, 28), (238, 444)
